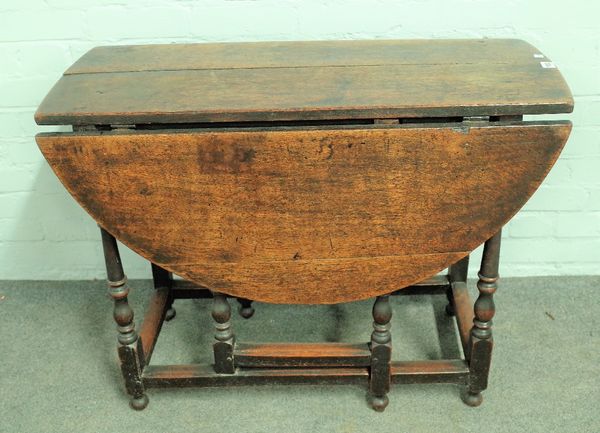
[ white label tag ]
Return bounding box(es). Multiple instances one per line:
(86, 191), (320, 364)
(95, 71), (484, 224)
(533, 53), (544, 58)
(540, 61), (557, 68)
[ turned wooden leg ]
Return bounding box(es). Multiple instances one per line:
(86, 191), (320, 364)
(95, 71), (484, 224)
(212, 292), (235, 374)
(100, 228), (148, 410)
(462, 230), (501, 407)
(151, 263), (176, 321)
(446, 255), (470, 316)
(369, 295), (392, 412)
(236, 297), (255, 319)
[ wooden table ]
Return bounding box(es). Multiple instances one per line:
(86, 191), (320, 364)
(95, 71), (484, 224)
(35, 39), (573, 411)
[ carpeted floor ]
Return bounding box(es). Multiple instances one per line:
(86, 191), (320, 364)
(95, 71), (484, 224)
(0, 276), (598, 433)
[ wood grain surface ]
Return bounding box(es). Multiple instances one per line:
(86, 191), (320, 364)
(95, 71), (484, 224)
(36, 121), (571, 303)
(35, 39), (573, 125)
(64, 39), (542, 74)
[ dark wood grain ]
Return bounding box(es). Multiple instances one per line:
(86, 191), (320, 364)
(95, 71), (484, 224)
(35, 39), (573, 125)
(37, 122), (570, 304)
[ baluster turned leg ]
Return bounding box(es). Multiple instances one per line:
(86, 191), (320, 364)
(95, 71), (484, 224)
(236, 297), (255, 319)
(462, 230), (501, 407)
(100, 228), (148, 410)
(212, 292), (235, 373)
(446, 255), (470, 316)
(369, 295), (392, 411)
(151, 263), (176, 321)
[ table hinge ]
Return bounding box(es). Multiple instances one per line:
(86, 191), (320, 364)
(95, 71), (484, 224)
(110, 124), (137, 130)
(374, 118), (400, 125)
(72, 125), (98, 132)
(463, 116), (490, 123)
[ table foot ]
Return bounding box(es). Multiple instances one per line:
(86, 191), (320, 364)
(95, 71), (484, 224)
(165, 307), (176, 321)
(370, 394), (389, 412)
(461, 389), (483, 407)
(444, 303), (455, 316)
(237, 298), (255, 319)
(130, 394), (149, 411)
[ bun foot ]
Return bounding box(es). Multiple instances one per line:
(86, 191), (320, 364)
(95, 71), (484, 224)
(370, 395), (389, 412)
(237, 298), (255, 319)
(165, 307), (176, 321)
(461, 390), (483, 407)
(239, 306), (255, 319)
(130, 394), (149, 411)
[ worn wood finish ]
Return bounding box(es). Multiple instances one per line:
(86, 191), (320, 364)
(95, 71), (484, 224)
(64, 39), (548, 74)
(235, 342), (371, 368)
(35, 39), (573, 125)
(100, 228), (148, 410)
(37, 122), (570, 304)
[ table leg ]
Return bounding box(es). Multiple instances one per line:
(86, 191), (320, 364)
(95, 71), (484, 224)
(369, 294), (392, 411)
(212, 292), (235, 373)
(100, 227), (148, 410)
(463, 230), (501, 407)
(151, 263), (176, 321)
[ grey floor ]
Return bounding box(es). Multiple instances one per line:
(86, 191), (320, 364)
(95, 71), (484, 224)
(0, 276), (598, 433)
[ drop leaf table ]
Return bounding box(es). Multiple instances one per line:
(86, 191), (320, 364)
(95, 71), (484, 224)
(35, 39), (573, 411)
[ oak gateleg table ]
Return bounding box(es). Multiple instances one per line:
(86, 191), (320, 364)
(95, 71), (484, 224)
(35, 39), (573, 411)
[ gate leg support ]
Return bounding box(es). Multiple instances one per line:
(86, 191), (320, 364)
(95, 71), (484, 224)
(369, 295), (392, 412)
(463, 230), (501, 407)
(100, 227), (148, 410)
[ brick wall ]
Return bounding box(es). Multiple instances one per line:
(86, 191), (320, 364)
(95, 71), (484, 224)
(0, 0), (598, 279)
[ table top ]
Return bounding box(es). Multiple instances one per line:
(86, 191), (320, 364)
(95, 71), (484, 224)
(35, 39), (573, 126)
(37, 121), (571, 303)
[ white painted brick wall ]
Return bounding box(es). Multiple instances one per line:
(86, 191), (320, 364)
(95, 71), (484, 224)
(0, 0), (598, 280)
